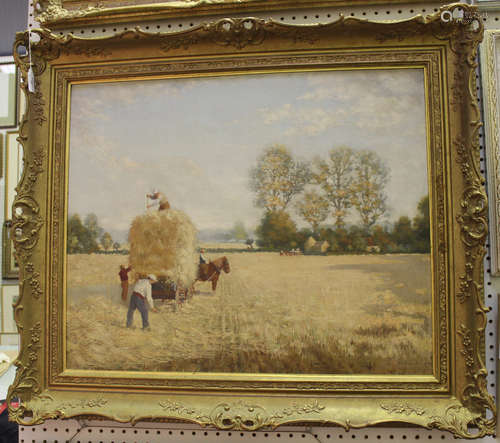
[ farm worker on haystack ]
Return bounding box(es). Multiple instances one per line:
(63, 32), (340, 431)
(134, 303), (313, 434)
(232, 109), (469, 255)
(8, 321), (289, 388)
(118, 264), (132, 302)
(126, 274), (159, 331)
(146, 189), (170, 211)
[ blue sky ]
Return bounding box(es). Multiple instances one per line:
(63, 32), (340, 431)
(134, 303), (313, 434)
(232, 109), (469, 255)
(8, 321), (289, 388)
(68, 68), (428, 241)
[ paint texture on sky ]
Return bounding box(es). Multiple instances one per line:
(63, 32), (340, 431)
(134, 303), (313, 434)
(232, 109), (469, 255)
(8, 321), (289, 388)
(68, 69), (427, 241)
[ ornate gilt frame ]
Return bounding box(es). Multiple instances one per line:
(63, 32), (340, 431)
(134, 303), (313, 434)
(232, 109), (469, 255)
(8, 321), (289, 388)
(8, 5), (496, 437)
(33, 0), (442, 28)
(482, 30), (500, 275)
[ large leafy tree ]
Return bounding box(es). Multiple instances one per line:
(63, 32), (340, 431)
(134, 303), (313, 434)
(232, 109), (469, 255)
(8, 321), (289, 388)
(101, 232), (114, 251)
(67, 214), (85, 253)
(352, 150), (389, 230)
(392, 216), (414, 251)
(231, 221), (247, 241)
(313, 146), (356, 228)
(296, 190), (330, 232)
(255, 210), (298, 250)
(250, 145), (311, 212)
(412, 195), (430, 252)
(84, 213), (103, 244)
(67, 213), (99, 253)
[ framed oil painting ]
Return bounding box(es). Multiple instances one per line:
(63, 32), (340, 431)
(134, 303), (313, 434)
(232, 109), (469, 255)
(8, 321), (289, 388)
(3, 131), (22, 279)
(33, 0), (441, 28)
(482, 29), (500, 275)
(7, 4), (496, 438)
(1, 285), (20, 346)
(0, 61), (17, 128)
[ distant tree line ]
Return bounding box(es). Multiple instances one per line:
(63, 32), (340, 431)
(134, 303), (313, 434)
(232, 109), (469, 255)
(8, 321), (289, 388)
(68, 213), (119, 253)
(249, 145), (430, 253)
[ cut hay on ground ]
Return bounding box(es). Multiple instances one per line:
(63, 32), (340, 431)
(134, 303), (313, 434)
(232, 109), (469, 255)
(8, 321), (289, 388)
(66, 252), (433, 374)
(128, 209), (197, 287)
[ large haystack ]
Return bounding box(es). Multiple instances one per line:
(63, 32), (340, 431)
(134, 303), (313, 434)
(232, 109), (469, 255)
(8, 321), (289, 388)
(128, 209), (197, 287)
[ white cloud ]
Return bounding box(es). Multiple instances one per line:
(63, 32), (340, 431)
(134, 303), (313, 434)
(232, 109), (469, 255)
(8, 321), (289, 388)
(260, 103), (293, 124)
(69, 93), (110, 126)
(259, 104), (347, 136)
(259, 69), (425, 134)
(285, 108), (345, 136)
(121, 156), (141, 170)
(299, 87), (336, 101)
(300, 69), (423, 103)
(350, 96), (407, 129)
(71, 77), (200, 122)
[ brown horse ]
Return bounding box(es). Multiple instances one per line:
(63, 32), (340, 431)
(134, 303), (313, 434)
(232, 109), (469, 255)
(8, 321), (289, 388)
(195, 256), (230, 291)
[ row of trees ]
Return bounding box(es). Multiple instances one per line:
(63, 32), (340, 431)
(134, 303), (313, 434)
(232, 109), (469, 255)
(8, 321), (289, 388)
(250, 145), (389, 232)
(250, 144), (430, 253)
(255, 196), (430, 253)
(68, 213), (118, 253)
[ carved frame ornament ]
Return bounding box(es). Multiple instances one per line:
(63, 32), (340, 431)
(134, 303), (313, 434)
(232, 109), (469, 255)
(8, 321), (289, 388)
(33, 0), (440, 27)
(8, 5), (495, 437)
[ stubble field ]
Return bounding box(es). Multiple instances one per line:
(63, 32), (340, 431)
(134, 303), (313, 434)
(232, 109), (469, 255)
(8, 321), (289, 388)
(66, 252), (433, 374)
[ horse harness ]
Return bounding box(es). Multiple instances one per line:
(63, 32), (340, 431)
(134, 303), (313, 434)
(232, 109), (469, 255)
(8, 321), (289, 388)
(206, 260), (224, 281)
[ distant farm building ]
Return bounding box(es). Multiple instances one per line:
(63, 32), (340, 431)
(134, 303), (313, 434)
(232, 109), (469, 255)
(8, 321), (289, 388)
(304, 237), (330, 254)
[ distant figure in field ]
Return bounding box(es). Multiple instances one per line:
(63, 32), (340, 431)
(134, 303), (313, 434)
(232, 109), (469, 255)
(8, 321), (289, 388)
(146, 189), (170, 211)
(126, 274), (159, 331)
(118, 265), (132, 302)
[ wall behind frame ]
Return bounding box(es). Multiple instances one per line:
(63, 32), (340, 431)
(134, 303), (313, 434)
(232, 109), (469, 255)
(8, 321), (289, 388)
(0, 0), (28, 57)
(6, 0), (500, 441)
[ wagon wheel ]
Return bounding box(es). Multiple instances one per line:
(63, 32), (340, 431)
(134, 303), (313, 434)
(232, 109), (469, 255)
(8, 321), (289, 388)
(176, 287), (186, 308)
(186, 285), (194, 301)
(172, 288), (181, 313)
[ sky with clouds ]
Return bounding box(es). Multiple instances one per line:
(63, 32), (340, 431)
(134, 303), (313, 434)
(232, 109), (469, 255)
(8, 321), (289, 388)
(68, 68), (428, 242)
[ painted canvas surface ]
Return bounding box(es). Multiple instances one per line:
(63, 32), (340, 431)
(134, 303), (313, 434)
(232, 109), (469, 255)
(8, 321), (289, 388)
(66, 68), (432, 375)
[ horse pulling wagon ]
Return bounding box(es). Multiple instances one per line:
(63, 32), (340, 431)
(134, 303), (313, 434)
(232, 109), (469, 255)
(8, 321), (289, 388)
(151, 256), (230, 307)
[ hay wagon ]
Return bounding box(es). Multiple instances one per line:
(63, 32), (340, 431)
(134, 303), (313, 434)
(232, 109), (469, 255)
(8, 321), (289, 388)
(128, 202), (198, 311)
(151, 276), (194, 310)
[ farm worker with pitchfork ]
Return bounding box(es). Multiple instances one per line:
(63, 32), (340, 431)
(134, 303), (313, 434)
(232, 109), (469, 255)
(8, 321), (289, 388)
(126, 274), (159, 331)
(118, 264), (132, 302)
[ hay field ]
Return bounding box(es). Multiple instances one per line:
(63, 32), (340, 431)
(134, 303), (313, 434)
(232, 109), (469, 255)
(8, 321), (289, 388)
(66, 253), (432, 374)
(200, 242), (249, 250)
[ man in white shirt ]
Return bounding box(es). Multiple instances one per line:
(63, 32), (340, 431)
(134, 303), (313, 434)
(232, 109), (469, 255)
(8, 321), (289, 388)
(126, 274), (159, 330)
